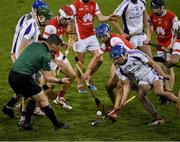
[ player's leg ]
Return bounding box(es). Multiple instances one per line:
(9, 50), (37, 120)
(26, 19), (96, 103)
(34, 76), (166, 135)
(22, 79), (68, 130)
(87, 35), (102, 90)
(130, 34), (153, 57)
(28, 91), (68, 130)
(89, 50), (103, 75)
(107, 79), (130, 121)
(138, 83), (160, 116)
(138, 82), (164, 125)
(138, 44), (153, 58)
(155, 51), (173, 104)
(54, 58), (76, 109)
(153, 79), (177, 103)
(2, 71), (23, 118)
(75, 51), (87, 93)
(105, 64), (118, 103)
(73, 39), (87, 93)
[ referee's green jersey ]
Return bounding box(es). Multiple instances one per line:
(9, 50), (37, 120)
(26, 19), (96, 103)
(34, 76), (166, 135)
(12, 42), (51, 75)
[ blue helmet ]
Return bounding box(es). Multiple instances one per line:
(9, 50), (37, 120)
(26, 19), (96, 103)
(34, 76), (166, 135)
(95, 23), (111, 37)
(32, 0), (48, 9)
(110, 45), (127, 59)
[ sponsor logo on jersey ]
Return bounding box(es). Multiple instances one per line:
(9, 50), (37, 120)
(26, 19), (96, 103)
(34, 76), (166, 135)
(156, 26), (165, 36)
(83, 13), (93, 23)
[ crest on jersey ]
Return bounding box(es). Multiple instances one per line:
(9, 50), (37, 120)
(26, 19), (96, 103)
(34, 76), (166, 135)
(156, 26), (165, 35)
(83, 13), (93, 23)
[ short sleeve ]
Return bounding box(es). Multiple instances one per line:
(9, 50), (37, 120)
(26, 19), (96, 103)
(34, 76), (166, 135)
(95, 2), (101, 15)
(23, 23), (36, 40)
(113, 1), (129, 17)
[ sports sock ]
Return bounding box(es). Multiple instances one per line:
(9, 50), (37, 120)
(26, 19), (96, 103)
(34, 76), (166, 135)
(58, 90), (65, 98)
(6, 97), (19, 108)
(24, 100), (36, 124)
(42, 106), (59, 127)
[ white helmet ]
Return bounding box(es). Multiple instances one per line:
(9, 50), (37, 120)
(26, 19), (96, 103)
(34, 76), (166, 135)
(59, 5), (73, 19)
(173, 21), (180, 36)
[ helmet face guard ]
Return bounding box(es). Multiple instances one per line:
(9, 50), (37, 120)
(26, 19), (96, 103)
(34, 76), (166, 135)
(110, 45), (128, 65)
(37, 7), (52, 26)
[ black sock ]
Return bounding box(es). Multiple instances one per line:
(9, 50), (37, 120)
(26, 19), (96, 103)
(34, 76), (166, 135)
(24, 100), (36, 124)
(6, 97), (19, 108)
(42, 106), (59, 127)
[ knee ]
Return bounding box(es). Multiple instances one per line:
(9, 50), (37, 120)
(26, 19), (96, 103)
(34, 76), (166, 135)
(154, 89), (163, 96)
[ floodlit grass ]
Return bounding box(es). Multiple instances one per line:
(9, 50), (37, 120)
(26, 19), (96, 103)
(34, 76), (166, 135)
(0, 0), (179, 141)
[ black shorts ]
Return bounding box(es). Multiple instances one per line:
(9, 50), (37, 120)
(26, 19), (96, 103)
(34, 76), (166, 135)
(8, 70), (42, 98)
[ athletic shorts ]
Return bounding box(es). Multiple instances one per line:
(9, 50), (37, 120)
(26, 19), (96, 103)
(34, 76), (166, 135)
(73, 35), (100, 53)
(8, 70), (42, 98)
(130, 33), (147, 48)
(138, 70), (163, 85)
(172, 41), (180, 56)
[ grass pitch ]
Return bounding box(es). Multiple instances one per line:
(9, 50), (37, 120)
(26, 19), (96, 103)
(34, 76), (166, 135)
(0, 0), (180, 141)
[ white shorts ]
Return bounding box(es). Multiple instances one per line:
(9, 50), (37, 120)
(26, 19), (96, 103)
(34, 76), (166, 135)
(130, 33), (147, 48)
(139, 70), (163, 85)
(50, 53), (69, 71)
(73, 35), (100, 53)
(172, 41), (180, 56)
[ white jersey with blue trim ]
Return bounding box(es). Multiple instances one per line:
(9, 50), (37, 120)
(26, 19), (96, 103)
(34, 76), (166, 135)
(116, 49), (152, 81)
(11, 14), (29, 54)
(113, 0), (146, 35)
(11, 13), (40, 59)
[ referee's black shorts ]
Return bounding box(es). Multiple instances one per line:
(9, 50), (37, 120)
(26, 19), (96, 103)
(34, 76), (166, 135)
(8, 70), (42, 98)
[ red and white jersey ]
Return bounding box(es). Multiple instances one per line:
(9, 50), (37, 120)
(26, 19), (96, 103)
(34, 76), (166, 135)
(172, 39), (180, 55)
(70, 0), (101, 40)
(149, 10), (178, 49)
(100, 33), (133, 54)
(43, 16), (66, 39)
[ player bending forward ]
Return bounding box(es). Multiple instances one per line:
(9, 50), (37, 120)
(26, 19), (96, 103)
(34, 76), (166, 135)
(109, 45), (178, 124)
